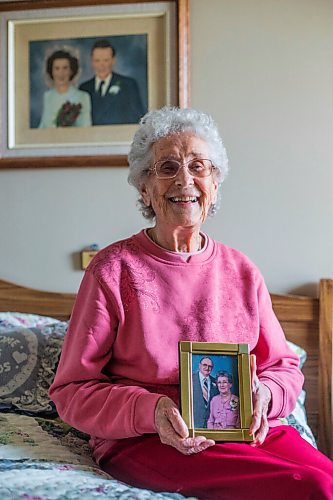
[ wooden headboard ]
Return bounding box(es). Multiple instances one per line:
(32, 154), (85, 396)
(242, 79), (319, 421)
(271, 279), (332, 458)
(0, 278), (332, 458)
(0, 279), (75, 321)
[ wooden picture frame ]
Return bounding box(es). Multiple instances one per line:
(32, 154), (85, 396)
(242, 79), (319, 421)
(0, 0), (189, 169)
(179, 341), (253, 441)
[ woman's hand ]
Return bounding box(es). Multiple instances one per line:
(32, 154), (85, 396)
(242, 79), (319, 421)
(155, 396), (215, 455)
(249, 354), (272, 446)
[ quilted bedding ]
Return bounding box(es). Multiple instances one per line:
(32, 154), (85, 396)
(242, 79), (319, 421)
(0, 413), (188, 500)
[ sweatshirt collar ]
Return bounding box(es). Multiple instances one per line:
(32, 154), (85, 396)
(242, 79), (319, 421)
(134, 229), (216, 264)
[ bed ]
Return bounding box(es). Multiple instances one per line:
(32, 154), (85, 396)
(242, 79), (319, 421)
(0, 277), (332, 499)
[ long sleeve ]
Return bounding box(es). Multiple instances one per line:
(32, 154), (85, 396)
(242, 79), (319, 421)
(127, 78), (144, 120)
(253, 274), (304, 419)
(50, 231), (304, 442)
(49, 270), (162, 439)
(207, 398), (216, 429)
(38, 92), (48, 128)
(77, 91), (92, 127)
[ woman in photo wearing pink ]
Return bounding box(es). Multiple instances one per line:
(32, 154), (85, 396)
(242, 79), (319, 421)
(208, 371), (240, 429)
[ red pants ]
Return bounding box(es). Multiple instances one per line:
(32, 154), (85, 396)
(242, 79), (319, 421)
(99, 426), (333, 500)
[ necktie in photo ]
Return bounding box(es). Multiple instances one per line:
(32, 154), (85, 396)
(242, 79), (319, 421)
(97, 80), (105, 96)
(203, 377), (208, 405)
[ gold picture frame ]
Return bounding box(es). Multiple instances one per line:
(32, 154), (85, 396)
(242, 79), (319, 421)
(0, 0), (189, 169)
(179, 341), (253, 442)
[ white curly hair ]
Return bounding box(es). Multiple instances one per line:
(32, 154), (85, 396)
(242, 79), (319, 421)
(128, 106), (229, 220)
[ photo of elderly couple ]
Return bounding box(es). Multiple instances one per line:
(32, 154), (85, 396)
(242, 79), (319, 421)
(29, 35), (148, 129)
(192, 354), (240, 429)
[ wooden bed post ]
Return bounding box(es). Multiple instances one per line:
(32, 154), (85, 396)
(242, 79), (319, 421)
(318, 278), (333, 458)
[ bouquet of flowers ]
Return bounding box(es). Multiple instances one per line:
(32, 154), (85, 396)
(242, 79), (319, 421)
(54, 101), (82, 127)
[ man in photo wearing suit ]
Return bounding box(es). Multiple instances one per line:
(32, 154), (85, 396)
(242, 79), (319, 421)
(192, 357), (219, 428)
(79, 39), (145, 125)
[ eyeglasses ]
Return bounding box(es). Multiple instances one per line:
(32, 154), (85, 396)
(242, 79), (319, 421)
(200, 363), (213, 369)
(151, 158), (215, 179)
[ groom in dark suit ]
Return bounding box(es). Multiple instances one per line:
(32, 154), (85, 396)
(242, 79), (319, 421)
(192, 357), (219, 428)
(79, 40), (145, 125)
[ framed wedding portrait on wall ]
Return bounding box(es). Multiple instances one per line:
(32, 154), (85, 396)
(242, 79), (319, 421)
(0, 0), (189, 168)
(29, 34), (148, 129)
(179, 341), (253, 442)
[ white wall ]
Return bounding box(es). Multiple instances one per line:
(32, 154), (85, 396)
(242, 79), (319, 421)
(190, 0), (333, 296)
(1, 0), (332, 295)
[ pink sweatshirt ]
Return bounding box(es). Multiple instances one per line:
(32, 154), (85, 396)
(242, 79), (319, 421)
(50, 230), (303, 462)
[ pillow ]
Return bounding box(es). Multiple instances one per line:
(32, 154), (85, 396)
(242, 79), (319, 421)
(286, 340), (307, 369)
(283, 340), (317, 448)
(284, 390), (317, 448)
(0, 312), (60, 330)
(0, 322), (67, 414)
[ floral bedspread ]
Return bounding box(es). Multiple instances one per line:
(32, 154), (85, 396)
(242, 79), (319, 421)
(0, 412), (188, 500)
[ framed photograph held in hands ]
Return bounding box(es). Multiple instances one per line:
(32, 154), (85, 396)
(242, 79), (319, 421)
(179, 341), (253, 442)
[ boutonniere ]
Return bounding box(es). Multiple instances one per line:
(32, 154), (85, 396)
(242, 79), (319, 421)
(229, 398), (238, 411)
(109, 83), (121, 95)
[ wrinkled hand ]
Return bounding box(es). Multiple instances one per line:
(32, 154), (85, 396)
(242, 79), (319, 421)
(155, 396), (215, 455)
(249, 354), (272, 446)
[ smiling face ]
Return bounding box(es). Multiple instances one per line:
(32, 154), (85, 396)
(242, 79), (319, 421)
(52, 58), (72, 87)
(140, 133), (218, 233)
(199, 358), (214, 377)
(217, 376), (232, 396)
(91, 47), (115, 80)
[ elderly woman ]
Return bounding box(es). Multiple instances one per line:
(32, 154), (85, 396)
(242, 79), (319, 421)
(50, 107), (333, 500)
(207, 371), (240, 429)
(39, 49), (91, 128)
